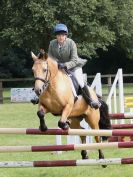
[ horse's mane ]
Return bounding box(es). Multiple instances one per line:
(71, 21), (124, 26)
(47, 55), (58, 66)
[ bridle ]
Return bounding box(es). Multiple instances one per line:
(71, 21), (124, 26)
(34, 61), (51, 93)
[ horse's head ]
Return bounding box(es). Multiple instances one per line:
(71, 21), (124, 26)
(31, 50), (50, 96)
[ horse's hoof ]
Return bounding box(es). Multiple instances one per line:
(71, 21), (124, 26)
(102, 165), (107, 168)
(81, 150), (89, 159)
(99, 157), (107, 168)
(58, 121), (69, 130)
(39, 125), (48, 131)
(82, 156), (89, 160)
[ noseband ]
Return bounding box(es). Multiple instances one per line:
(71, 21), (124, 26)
(34, 62), (50, 93)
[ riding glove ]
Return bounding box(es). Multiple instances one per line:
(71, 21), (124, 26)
(58, 63), (67, 70)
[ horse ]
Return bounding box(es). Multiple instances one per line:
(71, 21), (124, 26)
(31, 51), (111, 167)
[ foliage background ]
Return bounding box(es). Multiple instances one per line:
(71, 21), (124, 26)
(0, 0), (133, 78)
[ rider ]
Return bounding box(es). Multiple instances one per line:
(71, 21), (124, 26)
(31, 23), (101, 109)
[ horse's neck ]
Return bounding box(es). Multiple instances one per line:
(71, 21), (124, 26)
(48, 58), (69, 90)
(48, 58), (58, 79)
(44, 58), (73, 106)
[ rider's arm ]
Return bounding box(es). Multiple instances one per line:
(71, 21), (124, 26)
(64, 40), (82, 70)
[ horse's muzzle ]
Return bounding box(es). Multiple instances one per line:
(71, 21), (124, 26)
(35, 88), (43, 96)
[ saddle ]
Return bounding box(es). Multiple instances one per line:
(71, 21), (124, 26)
(63, 68), (84, 96)
(63, 68), (101, 109)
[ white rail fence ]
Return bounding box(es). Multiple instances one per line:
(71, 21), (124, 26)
(106, 69), (125, 124)
(106, 69), (124, 114)
(106, 68), (133, 124)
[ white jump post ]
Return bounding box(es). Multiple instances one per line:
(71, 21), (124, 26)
(91, 73), (102, 97)
(106, 69), (125, 124)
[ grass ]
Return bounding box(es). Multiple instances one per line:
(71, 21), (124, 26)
(0, 103), (133, 177)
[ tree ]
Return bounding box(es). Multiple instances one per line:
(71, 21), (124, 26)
(0, 0), (117, 57)
(0, 0), (133, 78)
(0, 0), (56, 52)
(0, 0), (56, 78)
(55, 0), (117, 57)
(0, 47), (31, 78)
(113, 0), (133, 59)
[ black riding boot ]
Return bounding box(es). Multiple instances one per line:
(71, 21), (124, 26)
(31, 97), (39, 105)
(81, 85), (101, 109)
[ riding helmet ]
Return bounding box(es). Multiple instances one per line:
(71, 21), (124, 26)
(54, 23), (68, 34)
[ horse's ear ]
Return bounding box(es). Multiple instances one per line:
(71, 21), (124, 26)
(39, 49), (48, 60)
(44, 52), (48, 60)
(31, 51), (38, 61)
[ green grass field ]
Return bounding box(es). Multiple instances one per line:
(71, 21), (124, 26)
(0, 88), (133, 177)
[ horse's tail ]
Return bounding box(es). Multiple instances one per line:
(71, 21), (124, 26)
(98, 97), (112, 141)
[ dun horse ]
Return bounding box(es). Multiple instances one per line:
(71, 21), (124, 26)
(31, 51), (111, 166)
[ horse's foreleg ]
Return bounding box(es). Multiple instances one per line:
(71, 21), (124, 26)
(37, 105), (48, 131)
(58, 103), (73, 130)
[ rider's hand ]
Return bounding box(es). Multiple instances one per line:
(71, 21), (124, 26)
(58, 63), (67, 70)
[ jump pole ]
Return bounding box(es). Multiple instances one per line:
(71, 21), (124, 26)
(0, 142), (133, 153)
(0, 158), (133, 167)
(125, 97), (133, 102)
(0, 128), (133, 136)
(109, 113), (133, 119)
(125, 103), (133, 107)
(125, 97), (133, 107)
(112, 124), (133, 129)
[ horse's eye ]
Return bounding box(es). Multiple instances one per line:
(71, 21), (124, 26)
(43, 69), (47, 72)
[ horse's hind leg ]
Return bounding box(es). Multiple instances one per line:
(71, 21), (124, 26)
(69, 117), (88, 159)
(80, 136), (88, 159)
(85, 113), (107, 168)
(95, 136), (107, 168)
(94, 136), (104, 159)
